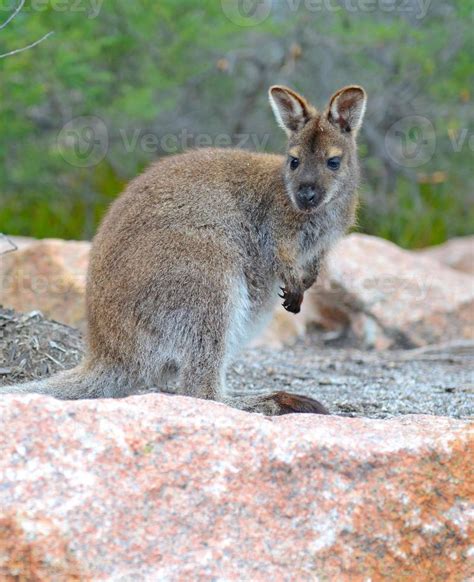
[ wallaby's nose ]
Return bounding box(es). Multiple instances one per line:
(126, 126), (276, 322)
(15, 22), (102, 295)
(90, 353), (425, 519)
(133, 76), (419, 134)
(299, 185), (316, 202)
(297, 184), (323, 210)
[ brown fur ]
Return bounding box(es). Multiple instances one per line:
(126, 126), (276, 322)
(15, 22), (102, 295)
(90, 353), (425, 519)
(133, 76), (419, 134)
(2, 85), (367, 414)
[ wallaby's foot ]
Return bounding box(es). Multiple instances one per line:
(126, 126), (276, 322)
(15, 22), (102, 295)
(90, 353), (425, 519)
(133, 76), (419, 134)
(227, 391), (329, 415)
(271, 391), (329, 414)
(279, 287), (304, 314)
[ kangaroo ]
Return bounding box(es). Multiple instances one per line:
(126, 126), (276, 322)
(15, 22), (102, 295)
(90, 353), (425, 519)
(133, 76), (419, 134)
(1, 84), (366, 414)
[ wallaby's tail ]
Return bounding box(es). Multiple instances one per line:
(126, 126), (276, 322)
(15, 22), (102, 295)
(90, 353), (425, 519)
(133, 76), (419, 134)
(0, 364), (120, 400)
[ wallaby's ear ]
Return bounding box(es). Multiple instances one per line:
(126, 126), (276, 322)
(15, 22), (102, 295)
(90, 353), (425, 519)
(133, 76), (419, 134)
(269, 86), (315, 136)
(327, 86), (367, 136)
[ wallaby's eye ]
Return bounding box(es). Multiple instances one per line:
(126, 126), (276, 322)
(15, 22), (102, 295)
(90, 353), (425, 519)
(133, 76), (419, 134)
(327, 156), (341, 171)
(289, 156), (299, 170)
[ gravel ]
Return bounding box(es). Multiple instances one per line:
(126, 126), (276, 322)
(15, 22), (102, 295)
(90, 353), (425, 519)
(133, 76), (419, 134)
(229, 334), (474, 419)
(1, 307), (472, 419)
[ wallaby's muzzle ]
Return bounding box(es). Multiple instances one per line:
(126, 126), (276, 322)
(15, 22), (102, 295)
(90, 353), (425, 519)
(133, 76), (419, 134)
(296, 184), (324, 212)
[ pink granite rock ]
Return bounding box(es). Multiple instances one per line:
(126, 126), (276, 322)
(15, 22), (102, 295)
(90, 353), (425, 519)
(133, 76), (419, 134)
(317, 234), (474, 348)
(261, 234), (474, 349)
(418, 236), (474, 275)
(0, 239), (91, 331)
(2, 234), (472, 349)
(0, 394), (472, 580)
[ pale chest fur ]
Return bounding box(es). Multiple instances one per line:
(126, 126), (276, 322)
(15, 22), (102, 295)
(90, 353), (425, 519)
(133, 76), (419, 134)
(297, 197), (351, 268)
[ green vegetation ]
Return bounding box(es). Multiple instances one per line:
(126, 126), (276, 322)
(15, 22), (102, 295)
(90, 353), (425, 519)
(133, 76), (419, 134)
(1, 0), (472, 247)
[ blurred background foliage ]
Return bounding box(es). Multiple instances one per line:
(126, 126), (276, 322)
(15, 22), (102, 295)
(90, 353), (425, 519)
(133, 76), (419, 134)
(0, 0), (472, 247)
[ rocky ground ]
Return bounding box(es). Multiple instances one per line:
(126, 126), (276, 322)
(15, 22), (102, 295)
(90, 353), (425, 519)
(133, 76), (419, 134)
(231, 335), (474, 419)
(1, 308), (472, 419)
(1, 234), (473, 580)
(0, 308), (83, 384)
(0, 317), (472, 580)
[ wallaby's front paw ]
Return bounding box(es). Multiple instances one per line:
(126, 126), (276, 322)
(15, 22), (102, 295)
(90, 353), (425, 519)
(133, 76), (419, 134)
(279, 287), (303, 314)
(272, 391), (329, 414)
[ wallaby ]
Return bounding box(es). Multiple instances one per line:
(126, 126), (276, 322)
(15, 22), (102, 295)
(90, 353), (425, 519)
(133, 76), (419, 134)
(1, 84), (366, 414)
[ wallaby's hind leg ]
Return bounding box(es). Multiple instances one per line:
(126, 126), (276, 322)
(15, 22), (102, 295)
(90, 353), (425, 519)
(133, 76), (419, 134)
(173, 275), (328, 415)
(178, 348), (225, 401)
(179, 348), (329, 415)
(175, 293), (229, 402)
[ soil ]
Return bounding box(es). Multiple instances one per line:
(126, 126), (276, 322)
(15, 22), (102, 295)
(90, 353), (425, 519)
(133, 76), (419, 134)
(1, 307), (472, 419)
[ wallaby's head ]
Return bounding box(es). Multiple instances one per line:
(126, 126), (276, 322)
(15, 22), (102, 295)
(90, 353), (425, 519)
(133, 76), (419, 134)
(269, 84), (367, 213)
